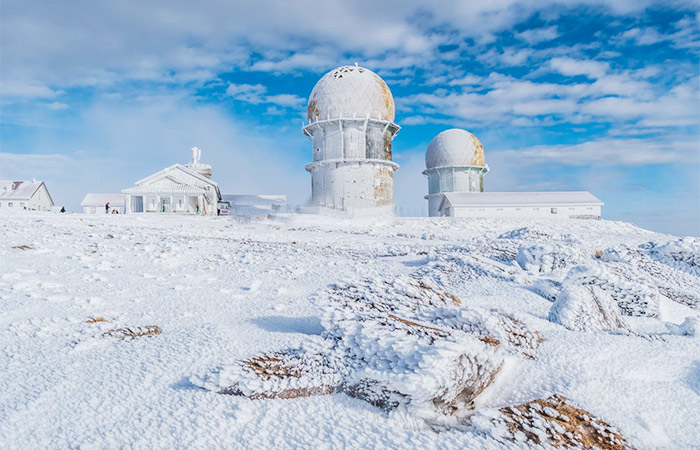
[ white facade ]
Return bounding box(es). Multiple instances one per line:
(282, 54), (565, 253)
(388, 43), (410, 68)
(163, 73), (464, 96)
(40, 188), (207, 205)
(80, 194), (126, 214)
(423, 129), (489, 216)
(303, 65), (400, 214)
(221, 194), (289, 217)
(122, 149), (221, 216)
(0, 180), (54, 212)
(436, 192), (603, 219)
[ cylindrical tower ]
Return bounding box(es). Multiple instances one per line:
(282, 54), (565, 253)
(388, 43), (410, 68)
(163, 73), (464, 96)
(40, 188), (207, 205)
(423, 129), (489, 216)
(303, 65), (400, 214)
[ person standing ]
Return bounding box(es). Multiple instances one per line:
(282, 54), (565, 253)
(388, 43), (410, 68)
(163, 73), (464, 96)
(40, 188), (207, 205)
(105, 202), (110, 214)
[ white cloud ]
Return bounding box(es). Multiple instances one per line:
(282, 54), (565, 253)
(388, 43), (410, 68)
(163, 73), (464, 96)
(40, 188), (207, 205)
(515, 26), (559, 44)
(47, 101), (69, 110)
(492, 137), (698, 167)
(0, 81), (64, 99)
(225, 83), (305, 108)
(549, 57), (610, 79)
(225, 83), (267, 104)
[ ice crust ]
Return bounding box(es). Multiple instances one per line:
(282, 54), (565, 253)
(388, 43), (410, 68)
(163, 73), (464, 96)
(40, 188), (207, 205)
(1, 213), (698, 449)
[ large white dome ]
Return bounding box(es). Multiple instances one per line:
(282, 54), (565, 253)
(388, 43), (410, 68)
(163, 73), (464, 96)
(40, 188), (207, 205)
(425, 129), (486, 169)
(307, 65), (395, 122)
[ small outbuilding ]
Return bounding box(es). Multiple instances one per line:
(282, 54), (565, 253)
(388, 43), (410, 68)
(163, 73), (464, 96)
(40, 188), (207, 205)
(122, 148), (221, 216)
(221, 194), (289, 217)
(0, 180), (54, 211)
(435, 191), (603, 219)
(81, 194), (126, 214)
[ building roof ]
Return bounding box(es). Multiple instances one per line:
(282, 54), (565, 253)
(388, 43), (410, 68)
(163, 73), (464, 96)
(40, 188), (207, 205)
(122, 164), (220, 199)
(425, 129), (486, 170)
(439, 191), (604, 210)
(0, 180), (51, 202)
(221, 194), (287, 206)
(80, 194), (126, 207)
(307, 65), (395, 123)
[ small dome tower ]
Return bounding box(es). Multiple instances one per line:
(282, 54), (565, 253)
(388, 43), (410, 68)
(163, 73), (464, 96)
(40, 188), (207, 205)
(303, 65), (400, 214)
(423, 129), (489, 216)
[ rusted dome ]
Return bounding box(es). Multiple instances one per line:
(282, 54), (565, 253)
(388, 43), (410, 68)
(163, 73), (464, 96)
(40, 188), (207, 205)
(425, 129), (486, 169)
(307, 65), (395, 122)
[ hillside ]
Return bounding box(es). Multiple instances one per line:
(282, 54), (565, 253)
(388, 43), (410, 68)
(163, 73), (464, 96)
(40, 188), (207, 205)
(1, 212), (698, 449)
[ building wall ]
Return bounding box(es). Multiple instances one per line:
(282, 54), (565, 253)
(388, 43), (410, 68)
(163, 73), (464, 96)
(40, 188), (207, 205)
(445, 204), (601, 219)
(426, 167), (484, 195)
(306, 119), (398, 213)
(125, 193), (215, 215)
(309, 161), (395, 211)
(0, 185), (53, 211)
(83, 205), (125, 214)
(28, 185), (54, 211)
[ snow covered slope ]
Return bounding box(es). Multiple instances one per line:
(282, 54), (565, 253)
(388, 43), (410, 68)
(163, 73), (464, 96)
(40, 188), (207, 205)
(0, 212), (698, 449)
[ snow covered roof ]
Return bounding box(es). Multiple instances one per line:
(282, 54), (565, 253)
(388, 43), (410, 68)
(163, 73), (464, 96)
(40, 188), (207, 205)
(221, 195), (287, 206)
(439, 191), (604, 210)
(307, 65), (395, 122)
(122, 164), (220, 198)
(80, 194), (125, 207)
(425, 129), (486, 170)
(0, 180), (49, 201)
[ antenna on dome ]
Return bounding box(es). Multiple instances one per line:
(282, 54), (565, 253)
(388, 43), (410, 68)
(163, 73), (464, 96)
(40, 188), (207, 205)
(354, 62), (359, 67)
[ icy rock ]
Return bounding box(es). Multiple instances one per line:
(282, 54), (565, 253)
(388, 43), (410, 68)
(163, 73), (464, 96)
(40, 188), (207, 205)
(664, 316), (700, 338)
(195, 276), (508, 421)
(563, 264), (660, 317)
(680, 316), (699, 337)
(549, 285), (627, 332)
(651, 238), (700, 275)
(516, 244), (585, 274)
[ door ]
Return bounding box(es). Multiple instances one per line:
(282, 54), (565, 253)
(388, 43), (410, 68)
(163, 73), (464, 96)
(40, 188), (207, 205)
(132, 196), (143, 213)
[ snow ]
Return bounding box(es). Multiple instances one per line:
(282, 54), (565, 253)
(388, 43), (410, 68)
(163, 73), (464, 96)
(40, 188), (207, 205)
(0, 212), (698, 449)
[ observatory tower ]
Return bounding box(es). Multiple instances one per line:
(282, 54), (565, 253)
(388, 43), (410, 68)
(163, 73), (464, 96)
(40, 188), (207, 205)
(303, 65), (400, 213)
(424, 129), (489, 216)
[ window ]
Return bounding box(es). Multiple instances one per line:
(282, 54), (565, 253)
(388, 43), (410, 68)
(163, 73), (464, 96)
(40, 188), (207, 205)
(8, 202), (13, 207)
(20, 202), (25, 208)
(0, 202), (2, 207)
(551, 207), (557, 214)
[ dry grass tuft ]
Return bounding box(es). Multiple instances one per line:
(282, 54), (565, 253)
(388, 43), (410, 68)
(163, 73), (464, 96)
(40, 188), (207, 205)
(103, 325), (161, 340)
(386, 314), (451, 338)
(595, 250), (604, 259)
(243, 354), (303, 379)
(86, 317), (108, 323)
(499, 395), (630, 449)
(480, 336), (501, 347)
(12, 245), (32, 250)
(414, 278), (462, 305)
(106, 234), (114, 239)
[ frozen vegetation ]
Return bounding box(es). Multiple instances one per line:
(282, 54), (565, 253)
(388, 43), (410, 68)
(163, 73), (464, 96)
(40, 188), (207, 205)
(0, 212), (698, 449)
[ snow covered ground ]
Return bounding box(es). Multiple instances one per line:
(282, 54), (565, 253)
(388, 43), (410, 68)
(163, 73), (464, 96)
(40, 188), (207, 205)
(0, 211), (698, 449)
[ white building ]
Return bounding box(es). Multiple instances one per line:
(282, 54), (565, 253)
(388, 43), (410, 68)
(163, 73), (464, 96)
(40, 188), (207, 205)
(0, 180), (54, 211)
(122, 148), (221, 215)
(423, 129), (489, 217)
(221, 195), (289, 217)
(424, 129), (603, 219)
(303, 64), (400, 214)
(436, 192), (603, 219)
(80, 194), (126, 214)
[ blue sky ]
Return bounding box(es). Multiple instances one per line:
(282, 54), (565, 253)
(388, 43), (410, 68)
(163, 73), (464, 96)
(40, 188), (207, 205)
(1, 0), (698, 235)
